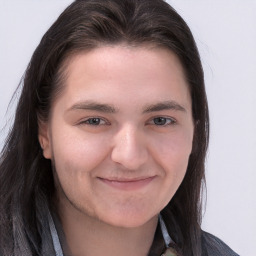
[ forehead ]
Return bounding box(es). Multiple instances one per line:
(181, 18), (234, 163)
(53, 45), (191, 112)
(65, 45), (186, 84)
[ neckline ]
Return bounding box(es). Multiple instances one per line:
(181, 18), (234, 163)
(48, 212), (173, 256)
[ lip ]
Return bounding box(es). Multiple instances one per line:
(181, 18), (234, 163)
(98, 176), (156, 191)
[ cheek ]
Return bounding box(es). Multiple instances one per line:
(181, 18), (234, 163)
(50, 129), (111, 211)
(150, 129), (193, 185)
(51, 127), (111, 175)
(151, 128), (193, 162)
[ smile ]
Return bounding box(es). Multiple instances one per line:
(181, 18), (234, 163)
(97, 176), (156, 191)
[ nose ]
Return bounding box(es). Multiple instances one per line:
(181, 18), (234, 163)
(111, 125), (149, 170)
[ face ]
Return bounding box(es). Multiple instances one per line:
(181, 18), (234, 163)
(40, 45), (194, 228)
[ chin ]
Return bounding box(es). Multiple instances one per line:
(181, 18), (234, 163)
(98, 209), (157, 229)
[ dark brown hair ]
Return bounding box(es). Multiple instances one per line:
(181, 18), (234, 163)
(0, 0), (209, 255)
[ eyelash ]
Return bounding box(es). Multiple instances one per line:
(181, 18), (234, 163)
(78, 117), (110, 126)
(147, 116), (177, 126)
(78, 116), (176, 127)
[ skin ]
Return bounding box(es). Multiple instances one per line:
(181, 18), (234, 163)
(39, 45), (194, 256)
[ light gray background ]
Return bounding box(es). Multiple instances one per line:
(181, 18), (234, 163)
(0, 1), (255, 255)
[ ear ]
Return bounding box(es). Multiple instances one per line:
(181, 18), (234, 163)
(38, 121), (52, 159)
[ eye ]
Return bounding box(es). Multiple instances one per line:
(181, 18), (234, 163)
(80, 117), (108, 126)
(150, 117), (176, 126)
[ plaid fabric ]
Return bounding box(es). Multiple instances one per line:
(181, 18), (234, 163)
(161, 247), (177, 256)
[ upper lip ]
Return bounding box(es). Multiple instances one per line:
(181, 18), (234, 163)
(98, 176), (156, 182)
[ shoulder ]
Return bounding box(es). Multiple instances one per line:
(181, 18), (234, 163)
(201, 231), (239, 256)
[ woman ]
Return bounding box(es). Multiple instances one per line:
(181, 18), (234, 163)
(0, 0), (239, 255)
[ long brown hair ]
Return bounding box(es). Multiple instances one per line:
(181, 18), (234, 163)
(0, 0), (209, 255)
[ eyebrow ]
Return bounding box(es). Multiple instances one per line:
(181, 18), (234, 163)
(142, 101), (186, 113)
(67, 101), (118, 113)
(67, 100), (186, 114)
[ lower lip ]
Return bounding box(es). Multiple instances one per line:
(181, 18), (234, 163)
(98, 177), (156, 191)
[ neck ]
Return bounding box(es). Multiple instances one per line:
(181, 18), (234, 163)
(58, 198), (158, 256)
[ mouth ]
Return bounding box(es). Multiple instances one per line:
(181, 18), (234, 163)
(97, 176), (156, 191)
